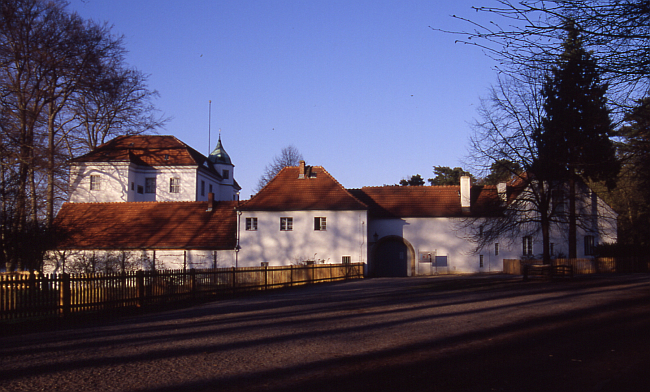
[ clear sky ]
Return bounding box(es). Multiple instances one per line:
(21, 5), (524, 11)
(68, 0), (499, 198)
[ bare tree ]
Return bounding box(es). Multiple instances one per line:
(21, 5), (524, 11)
(254, 145), (304, 193)
(0, 0), (166, 270)
(463, 71), (567, 263)
(69, 67), (167, 152)
(440, 0), (650, 112)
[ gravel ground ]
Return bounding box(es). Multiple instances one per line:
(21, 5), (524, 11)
(1, 274), (649, 392)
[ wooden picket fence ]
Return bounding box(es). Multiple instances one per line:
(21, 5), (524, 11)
(0, 263), (364, 321)
(504, 257), (649, 276)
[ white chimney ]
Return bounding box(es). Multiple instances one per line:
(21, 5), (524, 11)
(460, 176), (471, 211)
(497, 182), (507, 203)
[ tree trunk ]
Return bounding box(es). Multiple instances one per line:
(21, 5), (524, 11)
(569, 175), (577, 258)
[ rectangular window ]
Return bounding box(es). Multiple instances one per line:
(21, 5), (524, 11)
(584, 235), (596, 256)
(169, 177), (181, 193)
(552, 189), (565, 214)
(280, 217), (293, 231)
(495, 243), (499, 256)
(131, 182), (135, 191)
(145, 177), (156, 193)
(222, 169), (230, 180)
(137, 185), (144, 194)
(246, 217), (258, 231)
(209, 184), (213, 193)
(314, 217), (327, 231)
(523, 236), (533, 256)
(201, 180), (205, 196)
(479, 255), (484, 268)
(89, 175), (101, 191)
(342, 256), (351, 264)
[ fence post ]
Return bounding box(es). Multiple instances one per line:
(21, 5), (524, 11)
(136, 270), (145, 307)
(264, 264), (268, 290)
(190, 268), (196, 298)
(59, 273), (71, 317)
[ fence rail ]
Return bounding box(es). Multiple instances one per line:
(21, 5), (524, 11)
(504, 257), (649, 276)
(0, 263), (364, 321)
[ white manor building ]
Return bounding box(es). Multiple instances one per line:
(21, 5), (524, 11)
(69, 135), (240, 203)
(49, 135), (618, 276)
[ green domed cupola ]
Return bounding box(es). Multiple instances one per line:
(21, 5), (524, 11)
(209, 136), (232, 165)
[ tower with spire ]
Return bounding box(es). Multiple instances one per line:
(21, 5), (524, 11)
(208, 133), (240, 200)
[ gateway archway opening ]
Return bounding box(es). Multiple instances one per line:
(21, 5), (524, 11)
(372, 236), (415, 277)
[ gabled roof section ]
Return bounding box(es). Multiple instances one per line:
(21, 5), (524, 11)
(238, 165), (367, 211)
(54, 201), (238, 250)
(71, 135), (211, 168)
(349, 185), (505, 218)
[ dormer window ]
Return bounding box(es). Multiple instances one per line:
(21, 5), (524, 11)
(222, 169), (230, 180)
(164, 154), (170, 160)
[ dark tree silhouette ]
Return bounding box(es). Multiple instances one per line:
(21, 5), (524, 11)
(534, 24), (619, 257)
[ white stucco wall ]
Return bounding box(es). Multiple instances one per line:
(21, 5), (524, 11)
(369, 217), (519, 275)
(237, 210), (368, 267)
(70, 163), (202, 203)
(69, 163), (133, 203)
(70, 162), (239, 203)
(43, 249), (237, 274)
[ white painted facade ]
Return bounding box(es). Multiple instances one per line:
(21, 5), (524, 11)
(237, 210), (368, 267)
(68, 135), (240, 204)
(69, 162), (207, 203)
(368, 217), (517, 275)
(44, 248), (237, 274)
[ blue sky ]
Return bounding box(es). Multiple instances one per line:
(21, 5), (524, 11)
(68, 0), (499, 198)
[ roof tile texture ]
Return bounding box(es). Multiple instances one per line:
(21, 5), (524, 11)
(54, 201), (238, 250)
(72, 135), (209, 167)
(350, 185), (503, 218)
(238, 166), (367, 211)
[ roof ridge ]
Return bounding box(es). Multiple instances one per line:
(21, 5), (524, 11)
(315, 166), (368, 209)
(238, 166), (292, 207)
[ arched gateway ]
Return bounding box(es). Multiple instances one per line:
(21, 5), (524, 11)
(371, 236), (416, 277)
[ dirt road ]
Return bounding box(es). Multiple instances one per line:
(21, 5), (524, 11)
(1, 274), (649, 391)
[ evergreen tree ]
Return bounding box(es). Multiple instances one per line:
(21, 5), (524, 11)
(534, 23), (620, 257)
(428, 166), (473, 186)
(399, 174), (425, 186)
(482, 159), (522, 185)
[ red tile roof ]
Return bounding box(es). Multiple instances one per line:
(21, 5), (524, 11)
(54, 201), (238, 250)
(349, 185), (505, 218)
(238, 165), (367, 211)
(72, 135), (212, 168)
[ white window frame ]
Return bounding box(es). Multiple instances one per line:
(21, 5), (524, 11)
(246, 217), (258, 231)
(314, 217), (327, 231)
(280, 217), (293, 231)
(169, 177), (181, 193)
(89, 175), (101, 191)
(523, 236), (533, 256)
